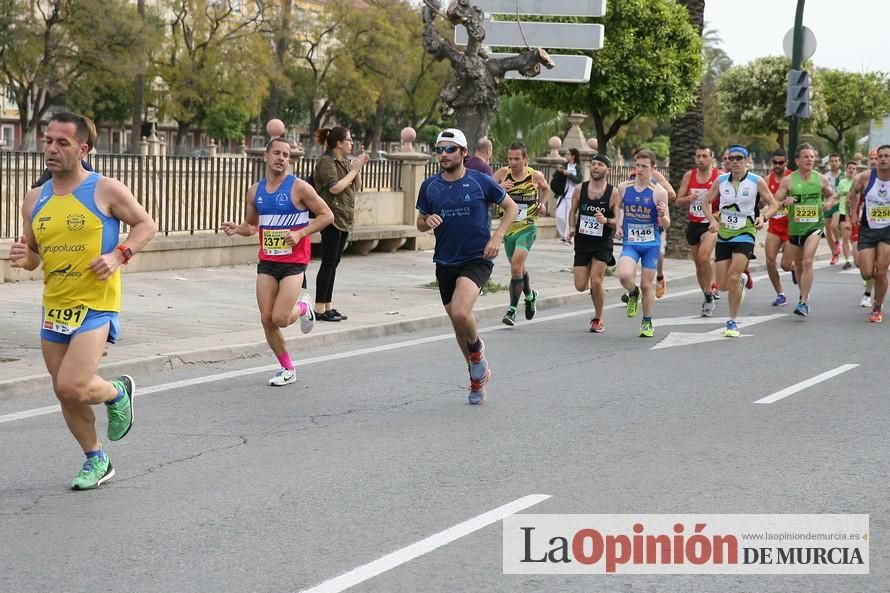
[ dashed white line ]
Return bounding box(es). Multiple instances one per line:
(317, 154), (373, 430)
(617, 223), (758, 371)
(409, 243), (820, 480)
(296, 494), (551, 593)
(754, 364), (859, 404)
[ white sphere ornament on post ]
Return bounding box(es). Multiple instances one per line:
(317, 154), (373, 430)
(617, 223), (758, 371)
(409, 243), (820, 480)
(400, 127), (417, 153)
(547, 136), (562, 157)
(266, 119), (287, 138)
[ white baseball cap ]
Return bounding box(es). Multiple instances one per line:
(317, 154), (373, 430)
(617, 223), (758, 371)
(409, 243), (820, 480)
(435, 128), (468, 149)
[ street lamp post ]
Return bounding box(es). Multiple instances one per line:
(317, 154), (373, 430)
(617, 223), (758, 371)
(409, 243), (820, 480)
(787, 0), (806, 165)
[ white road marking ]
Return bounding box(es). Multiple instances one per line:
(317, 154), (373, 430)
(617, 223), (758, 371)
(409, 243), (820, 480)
(651, 314), (786, 349)
(295, 494), (551, 593)
(0, 287), (709, 425)
(754, 364), (859, 404)
(0, 265), (831, 425)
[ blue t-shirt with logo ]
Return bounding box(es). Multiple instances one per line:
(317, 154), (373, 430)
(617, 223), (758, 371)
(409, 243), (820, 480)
(416, 169), (506, 265)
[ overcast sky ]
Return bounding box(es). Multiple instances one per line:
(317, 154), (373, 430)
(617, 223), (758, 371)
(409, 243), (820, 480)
(704, 0), (890, 73)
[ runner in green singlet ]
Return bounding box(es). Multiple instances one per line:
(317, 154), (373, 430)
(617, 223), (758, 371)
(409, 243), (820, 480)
(773, 143), (837, 317)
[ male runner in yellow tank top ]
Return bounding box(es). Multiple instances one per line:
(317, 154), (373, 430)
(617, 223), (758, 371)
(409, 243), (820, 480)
(10, 112), (157, 490)
(493, 142), (550, 326)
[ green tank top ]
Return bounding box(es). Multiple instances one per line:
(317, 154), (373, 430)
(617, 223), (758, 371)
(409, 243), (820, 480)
(836, 178), (852, 215)
(788, 170), (824, 236)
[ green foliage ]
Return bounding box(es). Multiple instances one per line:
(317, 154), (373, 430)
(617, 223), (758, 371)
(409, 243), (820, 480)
(418, 125), (441, 146)
(326, 0), (450, 146)
(204, 102), (251, 141)
(714, 55), (817, 146)
(0, 0), (157, 147)
(815, 69), (890, 153)
(488, 94), (563, 161)
(515, 0), (702, 155)
(648, 135), (671, 161)
(156, 0), (272, 151)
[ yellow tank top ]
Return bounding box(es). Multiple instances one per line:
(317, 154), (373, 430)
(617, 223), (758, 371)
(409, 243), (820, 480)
(504, 166), (540, 236)
(32, 172), (121, 312)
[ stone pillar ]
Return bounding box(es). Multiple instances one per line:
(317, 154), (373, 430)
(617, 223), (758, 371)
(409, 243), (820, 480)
(561, 113), (597, 181)
(384, 151), (432, 225)
(159, 135), (167, 157)
(535, 136), (565, 218)
(208, 138), (217, 158)
(139, 136), (148, 156)
(147, 130), (159, 157)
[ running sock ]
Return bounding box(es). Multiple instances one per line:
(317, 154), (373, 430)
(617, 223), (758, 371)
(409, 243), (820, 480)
(522, 272), (531, 296)
(85, 449), (106, 461)
(704, 292), (713, 303)
(297, 300), (309, 316)
(629, 286), (640, 298)
(657, 275), (664, 281)
(276, 352), (294, 371)
(510, 277), (523, 308)
(865, 291), (872, 297)
(467, 338), (482, 353)
(643, 316), (652, 323)
(106, 384), (125, 406)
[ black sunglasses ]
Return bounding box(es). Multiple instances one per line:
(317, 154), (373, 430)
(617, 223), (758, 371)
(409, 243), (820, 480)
(727, 155), (745, 162)
(435, 145), (461, 154)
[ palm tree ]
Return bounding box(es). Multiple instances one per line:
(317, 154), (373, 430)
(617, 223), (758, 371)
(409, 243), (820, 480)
(488, 94), (564, 163)
(702, 27), (733, 92)
(666, 0), (707, 258)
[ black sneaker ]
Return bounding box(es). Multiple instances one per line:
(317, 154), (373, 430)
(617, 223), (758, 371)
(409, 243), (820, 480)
(317, 311), (341, 322)
(330, 309), (348, 320)
(524, 290), (538, 320)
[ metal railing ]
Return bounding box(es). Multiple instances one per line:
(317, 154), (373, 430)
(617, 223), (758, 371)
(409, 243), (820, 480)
(1, 152), (402, 239)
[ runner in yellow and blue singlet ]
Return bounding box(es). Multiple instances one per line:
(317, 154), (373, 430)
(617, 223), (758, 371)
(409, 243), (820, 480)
(9, 112), (157, 490)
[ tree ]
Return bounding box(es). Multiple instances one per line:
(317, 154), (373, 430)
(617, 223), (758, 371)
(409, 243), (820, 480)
(0, 0), (153, 149)
(714, 56), (805, 148)
(329, 0), (451, 152)
(261, 0), (294, 128)
(488, 94), (563, 162)
(518, 0), (702, 157)
(204, 101), (251, 142)
(666, 0), (705, 258)
(814, 70), (890, 154)
(156, 0), (272, 153)
(421, 0), (557, 152)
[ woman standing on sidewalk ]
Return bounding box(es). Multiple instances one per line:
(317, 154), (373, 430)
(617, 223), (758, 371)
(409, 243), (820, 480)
(555, 148), (582, 244)
(312, 127), (369, 321)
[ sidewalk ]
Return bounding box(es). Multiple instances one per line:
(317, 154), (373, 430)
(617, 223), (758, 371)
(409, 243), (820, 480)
(0, 234), (833, 397)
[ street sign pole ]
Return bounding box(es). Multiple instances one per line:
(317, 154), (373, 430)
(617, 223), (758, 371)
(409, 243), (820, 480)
(787, 0), (806, 166)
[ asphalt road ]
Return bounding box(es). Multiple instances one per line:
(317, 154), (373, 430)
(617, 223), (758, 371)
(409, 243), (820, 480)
(1, 265), (886, 593)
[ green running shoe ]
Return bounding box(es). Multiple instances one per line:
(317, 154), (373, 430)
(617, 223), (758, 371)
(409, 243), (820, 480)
(639, 319), (655, 338)
(502, 307), (517, 326)
(525, 289), (538, 320)
(70, 455), (115, 490)
(107, 375), (134, 442)
(625, 287), (639, 318)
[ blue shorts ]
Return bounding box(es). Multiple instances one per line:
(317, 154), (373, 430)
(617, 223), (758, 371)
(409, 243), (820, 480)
(40, 309), (121, 345)
(620, 244), (661, 270)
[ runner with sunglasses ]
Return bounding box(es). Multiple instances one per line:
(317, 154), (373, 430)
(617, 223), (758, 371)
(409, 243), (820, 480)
(417, 129), (517, 404)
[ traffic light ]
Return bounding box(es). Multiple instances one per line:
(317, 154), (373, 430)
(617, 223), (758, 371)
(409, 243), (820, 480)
(786, 69), (812, 118)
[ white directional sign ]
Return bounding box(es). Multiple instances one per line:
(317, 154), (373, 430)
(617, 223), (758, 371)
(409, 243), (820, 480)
(650, 314), (786, 350)
(494, 53), (593, 83)
(478, 0), (606, 17)
(455, 22), (604, 51)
